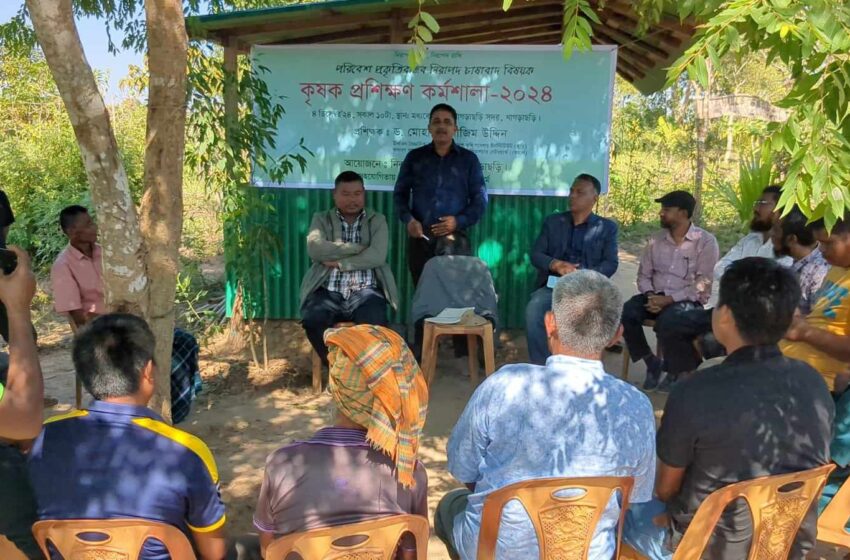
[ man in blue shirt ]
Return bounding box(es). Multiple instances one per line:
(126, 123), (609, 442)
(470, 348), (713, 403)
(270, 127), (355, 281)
(28, 314), (228, 560)
(394, 103), (488, 285)
(526, 173), (618, 364)
(434, 270), (656, 560)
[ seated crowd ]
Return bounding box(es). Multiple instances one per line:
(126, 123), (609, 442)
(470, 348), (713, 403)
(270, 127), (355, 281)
(1, 104), (849, 559)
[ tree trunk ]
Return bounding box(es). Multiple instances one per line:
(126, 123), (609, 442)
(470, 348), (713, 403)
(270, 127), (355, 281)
(28, 0), (189, 423)
(143, 0), (189, 420)
(25, 0), (148, 315)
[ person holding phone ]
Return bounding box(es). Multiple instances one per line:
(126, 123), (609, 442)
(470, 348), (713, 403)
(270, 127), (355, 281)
(0, 246), (47, 559)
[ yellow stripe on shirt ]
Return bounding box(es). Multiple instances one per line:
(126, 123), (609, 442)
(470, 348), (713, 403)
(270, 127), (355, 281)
(188, 514), (227, 533)
(132, 417), (219, 483)
(44, 409), (89, 424)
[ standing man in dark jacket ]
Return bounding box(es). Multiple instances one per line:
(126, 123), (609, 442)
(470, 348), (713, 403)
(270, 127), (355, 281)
(394, 103), (488, 285)
(525, 174), (618, 364)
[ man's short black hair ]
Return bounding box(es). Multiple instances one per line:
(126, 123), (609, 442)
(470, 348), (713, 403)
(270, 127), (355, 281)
(429, 103), (457, 123)
(574, 173), (602, 194)
(73, 314), (156, 400)
(717, 257), (801, 346)
(762, 185), (782, 201)
(334, 170), (364, 189)
(780, 206), (816, 247)
(59, 205), (89, 233)
(811, 210), (850, 235)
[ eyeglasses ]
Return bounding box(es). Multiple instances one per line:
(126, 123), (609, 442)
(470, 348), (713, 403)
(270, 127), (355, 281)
(753, 200), (774, 207)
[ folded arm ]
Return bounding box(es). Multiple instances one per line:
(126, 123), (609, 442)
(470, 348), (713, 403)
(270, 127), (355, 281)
(306, 214), (363, 262)
(339, 214), (389, 271)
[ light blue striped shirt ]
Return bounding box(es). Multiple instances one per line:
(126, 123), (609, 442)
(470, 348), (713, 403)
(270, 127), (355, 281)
(447, 355), (656, 559)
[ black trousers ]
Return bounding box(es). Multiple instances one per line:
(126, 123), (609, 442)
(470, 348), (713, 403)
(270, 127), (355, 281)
(655, 307), (714, 376)
(300, 287), (388, 362)
(407, 230), (472, 286)
(0, 444), (40, 558)
(621, 294), (701, 366)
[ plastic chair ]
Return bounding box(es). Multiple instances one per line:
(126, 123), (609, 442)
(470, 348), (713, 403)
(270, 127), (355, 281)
(0, 535), (28, 560)
(265, 514), (429, 560)
(621, 464), (835, 560)
(32, 518), (196, 560)
(66, 315), (82, 408)
(310, 321), (354, 394)
(477, 476), (634, 560)
(817, 469), (850, 547)
(421, 313), (495, 385)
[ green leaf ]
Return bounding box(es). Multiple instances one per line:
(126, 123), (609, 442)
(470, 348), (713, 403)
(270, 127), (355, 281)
(418, 25), (433, 42)
(420, 11), (440, 33)
(689, 56), (709, 87)
(503, 0), (513, 11)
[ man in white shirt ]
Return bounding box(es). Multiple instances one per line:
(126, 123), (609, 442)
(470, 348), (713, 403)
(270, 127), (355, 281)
(653, 186), (790, 391)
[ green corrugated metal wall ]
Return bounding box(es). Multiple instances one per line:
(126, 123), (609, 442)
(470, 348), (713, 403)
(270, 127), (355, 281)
(227, 189), (566, 328)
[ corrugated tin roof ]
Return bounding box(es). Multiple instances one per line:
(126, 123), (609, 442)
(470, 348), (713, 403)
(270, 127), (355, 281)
(186, 0), (696, 94)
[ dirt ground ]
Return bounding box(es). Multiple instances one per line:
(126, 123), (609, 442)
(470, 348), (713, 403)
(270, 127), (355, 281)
(33, 253), (848, 559)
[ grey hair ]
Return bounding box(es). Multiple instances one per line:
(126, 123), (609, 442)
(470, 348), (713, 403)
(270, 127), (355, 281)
(551, 270), (623, 355)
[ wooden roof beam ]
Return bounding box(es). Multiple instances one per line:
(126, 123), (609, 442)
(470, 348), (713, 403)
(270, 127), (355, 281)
(433, 21), (562, 43)
(600, 11), (684, 49)
(484, 31), (563, 44)
(458, 28), (561, 45)
(592, 25), (669, 62)
(602, 0), (694, 39)
(212, 0), (565, 44)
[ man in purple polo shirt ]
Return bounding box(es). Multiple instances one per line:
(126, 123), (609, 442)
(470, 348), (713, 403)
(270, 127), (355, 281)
(28, 314), (227, 560)
(253, 325), (428, 558)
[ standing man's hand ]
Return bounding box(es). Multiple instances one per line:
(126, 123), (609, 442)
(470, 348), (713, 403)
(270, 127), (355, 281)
(0, 246), (35, 312)
(549, 260), (577, 277)
(322, 261), (340, 269)
(431, 216), (457, 237)
(406, 218), (425, 239)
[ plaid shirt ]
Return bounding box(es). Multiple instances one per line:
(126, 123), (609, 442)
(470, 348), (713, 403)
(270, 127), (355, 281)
(326, 209), (376, 299)
(171, 328), (202, 425)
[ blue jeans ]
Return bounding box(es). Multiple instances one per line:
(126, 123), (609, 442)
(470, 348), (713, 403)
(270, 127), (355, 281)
(525, 287), (552, 365)
(623, 499), (673, 560)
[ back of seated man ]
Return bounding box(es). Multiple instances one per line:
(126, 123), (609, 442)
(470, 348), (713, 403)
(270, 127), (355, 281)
(652, 186), (790, 390)
(622, 190), (719, 391)
(624, 257), (833, 559)
(299, 171), (398, 363)
(0, 247), (45, 559)
(525, 173), (618, 365)
(435, 270), (656, 560)
(28, 314), (228, 560)
(50, 205), (201, 422)
(254, 325), (428, 559)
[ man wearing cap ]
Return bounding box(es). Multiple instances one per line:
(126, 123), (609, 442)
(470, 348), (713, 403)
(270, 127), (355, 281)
(651, 186), (792, 391)
(253, 325), (429, 559)
(622, 190), (719, 390)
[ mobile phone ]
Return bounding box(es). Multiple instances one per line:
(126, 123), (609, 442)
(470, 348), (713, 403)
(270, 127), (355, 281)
(0, 248), (17, 275)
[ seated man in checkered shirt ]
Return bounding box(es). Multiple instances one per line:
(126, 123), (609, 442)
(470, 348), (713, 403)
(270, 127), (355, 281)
(300, 170), (399, 363)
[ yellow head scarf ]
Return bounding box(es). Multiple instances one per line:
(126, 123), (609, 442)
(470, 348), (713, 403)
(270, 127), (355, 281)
(325, 324), (429, 488)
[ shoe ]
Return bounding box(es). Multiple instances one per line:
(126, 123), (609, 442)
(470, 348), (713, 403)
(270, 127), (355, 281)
(656, 373), (678, 394)
(43, 396), (59, 408)
(642, 361), (662, 391)
(605, 342), (623, 354)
